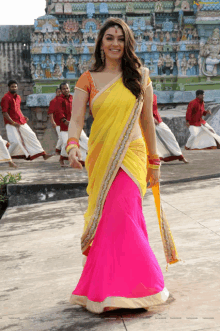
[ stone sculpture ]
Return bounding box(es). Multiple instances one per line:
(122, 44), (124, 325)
(202, 28), (220, 76)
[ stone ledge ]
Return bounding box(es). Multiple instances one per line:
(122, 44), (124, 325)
(26, 90), (220, 107)
(7, 182), (88, 207)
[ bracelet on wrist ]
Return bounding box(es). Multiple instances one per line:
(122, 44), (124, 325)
(67, 137), (79, 145)
(66, 143), (79, 155)
(148, 164), (160, 170)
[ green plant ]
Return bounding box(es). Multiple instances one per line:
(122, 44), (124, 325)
(0, 172), (22, 202)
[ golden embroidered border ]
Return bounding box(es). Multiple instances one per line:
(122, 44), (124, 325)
(81, 67), (148, 253)
(70, 286), (169, 314)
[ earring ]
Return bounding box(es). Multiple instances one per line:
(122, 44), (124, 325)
(101, 49), (105, 63)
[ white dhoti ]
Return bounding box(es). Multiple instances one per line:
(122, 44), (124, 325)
(185, 123), (220, 150)
(55, 126), (62, 154)
(60, 129), (89, 162)
(6, 123), (45, 160)
(156, 122), (183, 161)
(0, 135), (11, 163)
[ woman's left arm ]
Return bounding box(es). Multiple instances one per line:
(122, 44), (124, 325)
(140, 82), (160, 187)
(140, 83), (157, 157)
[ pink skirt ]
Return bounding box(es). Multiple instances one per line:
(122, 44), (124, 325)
(70, 168), (169, 313)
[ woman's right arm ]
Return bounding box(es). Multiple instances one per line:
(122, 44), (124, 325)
(68, 89), (89, 168)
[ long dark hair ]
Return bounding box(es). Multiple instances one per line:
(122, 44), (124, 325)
(90, 17), (143, 99)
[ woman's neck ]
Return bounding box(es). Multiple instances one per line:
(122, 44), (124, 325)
(103, 59), (122, 73)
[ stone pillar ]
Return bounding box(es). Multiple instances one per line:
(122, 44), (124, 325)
(31, 107), (48, 140)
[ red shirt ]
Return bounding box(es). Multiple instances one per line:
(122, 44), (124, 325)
(186, 98), (207, 126)
(1, 91), (26, 125)
(153, 94), (162, 124)
(55, 94), (73, 131)
(48, 96), (61, 126)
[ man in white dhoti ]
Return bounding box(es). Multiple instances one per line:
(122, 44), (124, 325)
(185, 90), (220, 150)
(55, 82), (89, 167)
(48, 88), (62, 155)
(153, 94), (188, 163)
(1, 80), (52, 161)
(0, 135), (17, 168)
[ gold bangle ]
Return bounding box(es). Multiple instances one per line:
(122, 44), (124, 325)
(148, 164), (160, 170)
(66, 144), (78, 155)
(148, 154), (160, 159)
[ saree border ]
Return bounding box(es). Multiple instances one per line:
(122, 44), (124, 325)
(81, 67), (149, 253)
(70, 287), (169, 314)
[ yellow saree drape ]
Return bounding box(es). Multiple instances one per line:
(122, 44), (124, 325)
(82, 67), (180, 267)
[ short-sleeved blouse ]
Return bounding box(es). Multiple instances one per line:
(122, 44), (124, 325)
(75, 70), (152, 114)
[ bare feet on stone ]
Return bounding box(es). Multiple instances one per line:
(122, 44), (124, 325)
(9, 161), (18, 168)
(182, 157), (189, 163)
(43, 154), (53, 160)
(59, 159), (68, 167)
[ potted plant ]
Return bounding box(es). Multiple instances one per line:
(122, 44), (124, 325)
(0, 172), (21, 219)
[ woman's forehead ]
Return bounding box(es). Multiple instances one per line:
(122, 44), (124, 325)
(104, 26), (124, 36)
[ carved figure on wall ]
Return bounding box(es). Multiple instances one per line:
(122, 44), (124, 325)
(52, 32), (58, 43)
(61, 55), (65, 72)
(162, 54), (174, 75)
(202, 28), (220, 76)
(176, 55), (181, 74)
(181, 55), (188, 75)
(78, 59), (89, 74)
(38, 33), (44, 43)
(181, 29), (187, 41)
(157, 54), (164, 75)
(66, 54), (76, 72)
(160, 31), (164, 42)
(35, 63), (44, 79)
(187, 28), (193, 41)
(165, 32), (171, 43)
(198, 55), (202, 76)
(192, 28), (198, 40)
(187, 53), (197, 75)
(171, 31), (176, 42)
(53, 64), (62, 78)
(66, 32), (73, 43)
(58, 30), (66, 43)
(148, 30), (154, 42)
(44, 32), (51, 43)
(176, 31), (181, 42)
(63, 19), (79, 33)
(154, 31), (159, 42)
(42, 55), (54, 78)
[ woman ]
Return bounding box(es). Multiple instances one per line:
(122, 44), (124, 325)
(67, 18), (170, 314)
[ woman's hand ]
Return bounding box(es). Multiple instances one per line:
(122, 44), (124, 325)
(146, 168), (160, 188)
(69, 147), (83, 169)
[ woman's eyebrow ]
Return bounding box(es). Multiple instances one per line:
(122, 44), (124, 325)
(105, 33), (124, 38)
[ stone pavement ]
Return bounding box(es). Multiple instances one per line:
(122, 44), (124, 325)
(1, 178), (220, 331)
(0, 149), (220, 207)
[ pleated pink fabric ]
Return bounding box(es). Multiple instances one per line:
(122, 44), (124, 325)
(71, 169), (167, 311)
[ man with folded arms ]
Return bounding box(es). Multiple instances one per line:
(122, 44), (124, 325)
(1, 80), (52, 161)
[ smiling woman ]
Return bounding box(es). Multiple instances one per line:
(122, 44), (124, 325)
(0, 0), (45, 25)
(65, 17), (180, 314)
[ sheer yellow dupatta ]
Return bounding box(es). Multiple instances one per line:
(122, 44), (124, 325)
(82, 70), (147, 255)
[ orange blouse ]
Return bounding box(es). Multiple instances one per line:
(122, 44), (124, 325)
(75, 71), (99, 112)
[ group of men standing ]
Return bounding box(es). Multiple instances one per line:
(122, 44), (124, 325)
(0, 80), (88, 168)
(0, 81), (219, 169)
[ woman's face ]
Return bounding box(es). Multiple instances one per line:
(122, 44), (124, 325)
(101, 26), (125, 62)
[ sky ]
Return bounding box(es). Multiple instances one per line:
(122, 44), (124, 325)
(0, 0), (46, 25)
